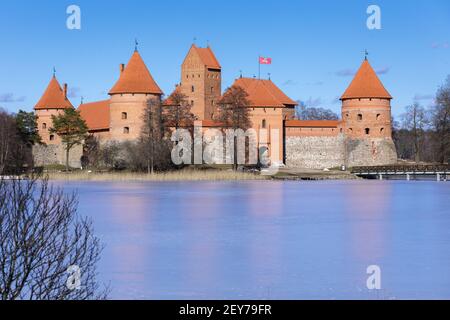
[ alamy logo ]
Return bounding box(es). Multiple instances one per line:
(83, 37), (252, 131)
(66, 5), (81, 30)
(171, 127), (281, 173)
(366, 265), (382, 290)
(66, 265), (82, 290)
(367, 5), (382, 30)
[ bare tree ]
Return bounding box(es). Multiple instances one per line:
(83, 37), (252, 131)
(163, 89), (197, 130)
(216, 85), (252, 170)
(0, 109), (17, 175)
(296, 102), (339, 120)
(401, 102), (429, 162)
(141, 97), (172, 174)
(431, 76), (450, 163)
(0, 176), (108, 300)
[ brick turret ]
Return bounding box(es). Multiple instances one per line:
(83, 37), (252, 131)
(108, 49), (163, 141)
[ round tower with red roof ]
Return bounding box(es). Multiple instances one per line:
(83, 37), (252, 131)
(340, 58), (398, 166)
(34, 75), (73, 145)
(108, 49), (163, 141)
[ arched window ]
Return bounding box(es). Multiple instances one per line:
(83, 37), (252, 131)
(191, 100), (194, 107)
(262, 119), (267, 129)
(365, 128), (370, 135)
(357, 114), (363, 121)
(380, 128), (385, 134)
(122, 112), (127, 120)
(42, 123), (47, 129)
(49, 135), (55, 141)
(376, 114), (381, 120)
(349, 128), (353, 133)
(123, 127), (130, 134)
(191, 85), (195, 93)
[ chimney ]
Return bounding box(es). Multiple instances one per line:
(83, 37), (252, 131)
(120, 64), (125, 73)
(63, 83), (68, 99)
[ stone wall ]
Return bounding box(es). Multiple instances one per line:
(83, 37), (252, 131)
(345, 138), (398, 167)
(285, 135), (346, 169)
(33, 144), (83, 168)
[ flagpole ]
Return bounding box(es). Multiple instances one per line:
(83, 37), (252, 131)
(258, 55), (261, 79)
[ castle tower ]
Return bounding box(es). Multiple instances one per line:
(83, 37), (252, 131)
(108, 49), (163, 141)
(340, 58), (398, 166)
(180, 44), (221, 120)
(34, 75), (73, 144)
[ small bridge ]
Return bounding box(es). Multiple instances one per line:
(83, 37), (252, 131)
(351, 165), (450, 181)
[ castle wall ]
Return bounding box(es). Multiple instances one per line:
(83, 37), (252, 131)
(285, 134), (345, 169)
(345, 138), (398, 167)
(33, 143), (83, 168)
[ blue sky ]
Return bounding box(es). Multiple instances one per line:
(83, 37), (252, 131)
(0, 0), (449, 117)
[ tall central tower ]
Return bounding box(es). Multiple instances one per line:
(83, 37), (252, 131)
(180, 44), (221, 120)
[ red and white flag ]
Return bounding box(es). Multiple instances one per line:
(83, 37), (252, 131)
(259, 57), (272, 65)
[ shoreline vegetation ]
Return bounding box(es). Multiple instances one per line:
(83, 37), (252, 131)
(40, 167), (359, 182)
(45, 169), (269, 182)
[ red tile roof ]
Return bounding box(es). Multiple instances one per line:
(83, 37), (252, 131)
(192, 45), (221, 69)
(285, 120), (341, 128)
(232, 77), (297, 108)
(78, 100), (110, 131)
(109, 51), (163, 95)
(341, 59), (392, 100)
(34, 76), (73, 110)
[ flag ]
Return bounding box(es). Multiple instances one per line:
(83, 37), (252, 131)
(259, 57), (272, 65)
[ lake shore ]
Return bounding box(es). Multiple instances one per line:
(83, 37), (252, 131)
(45, 170), (268, 182)
(43, 168), (359, 182)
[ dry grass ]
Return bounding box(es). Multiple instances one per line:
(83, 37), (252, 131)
(45, 170), (267, 182)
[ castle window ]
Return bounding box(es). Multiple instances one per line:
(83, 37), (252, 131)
(211, 100), (214, 106)
(346, 113), (349, 118)
(191, 85), (195, 93)
(122, 112), (128, 120)
(365, 128), (370, 135)
(191, 100), (194, 107)
(380, 128), (385, 134)
(123, 127), (130, 134)
(262, 119), (267, 129)
(357, 114), (363, 121)
(211, 86), (214, 94)
(198, 74), (201, 78)
(49, 135), (55, 141)
(42, 123), (47, 129)
(349, 128), (353, 133)
(376, 114), (381, 120)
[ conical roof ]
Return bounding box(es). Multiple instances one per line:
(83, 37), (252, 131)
(34, 76), (73, 110)
(341, 59), (392, 100)
(109, 51), (163, 95)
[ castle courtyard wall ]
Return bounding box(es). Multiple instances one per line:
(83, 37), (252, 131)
(33, 144), (83, 168)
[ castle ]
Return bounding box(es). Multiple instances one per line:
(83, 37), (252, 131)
(33, 44), (398, 169)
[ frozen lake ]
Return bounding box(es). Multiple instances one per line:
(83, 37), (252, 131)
(56, 180), (450, 300)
